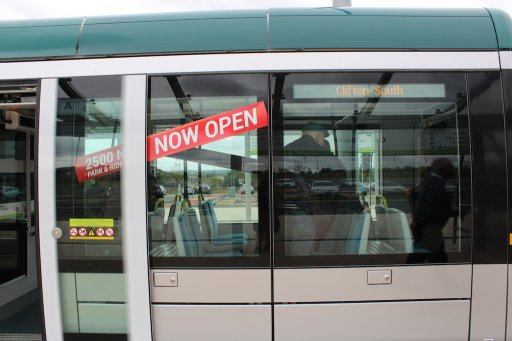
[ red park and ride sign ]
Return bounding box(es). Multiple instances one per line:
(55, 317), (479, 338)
(74, 101), (268, 183)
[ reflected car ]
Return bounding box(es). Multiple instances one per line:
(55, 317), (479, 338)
(311, 180), (339, 194)
(339, 181), (368, 195)
(276, 178), (296, 188)
(371, 181), (407, 193)
(240, 184), (254, 194)
(200, 183), (211, 194)
(0, 186), (21, 200)
(158, 185), (167, 195)
(180, 185), (195, 195)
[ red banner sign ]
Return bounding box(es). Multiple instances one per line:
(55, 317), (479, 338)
(147, 101), (267, 161)
(74, 102), (268, 183)
(75, 145), (123, 183)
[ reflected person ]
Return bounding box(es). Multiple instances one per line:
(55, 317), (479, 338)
(85, 175), (112, 217)
(284, 122), (357, 253)
(412, 158), (456, 262)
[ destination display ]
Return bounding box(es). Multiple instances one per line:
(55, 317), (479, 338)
(293, 84), (446, 99)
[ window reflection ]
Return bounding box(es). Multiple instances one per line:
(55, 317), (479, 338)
(273, 72), (471, 265)
(0, 130), (28, 286)
(55, 76), (123, 262)
(147, 74), (269, 267)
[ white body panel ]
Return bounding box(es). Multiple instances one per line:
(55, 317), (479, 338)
(275, 300), (470, 341)
(152, 304), (271, 341)
(121, 75), (153, 340)
(151, 269), (271, 303)
(0, 52), (499, 81)
(500, 51), (512, 69)
(37, 78), (63, 341)
(275, 265), (471, 302)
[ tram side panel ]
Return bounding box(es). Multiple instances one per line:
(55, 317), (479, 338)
(467, 72), (508, 341)
(272, 71), (474, 340)
(500, 65), (512, 341)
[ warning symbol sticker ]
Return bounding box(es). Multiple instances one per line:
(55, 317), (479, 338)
(69, 219), (115, 240)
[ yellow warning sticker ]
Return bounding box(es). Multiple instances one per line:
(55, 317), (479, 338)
(70, 218), (114, 228)
(69, 218), (115, 240)
(510, 233), (512, 246)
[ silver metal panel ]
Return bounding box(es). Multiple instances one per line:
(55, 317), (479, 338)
(0, 52), (499, 81)
(152, 304), (271, 341)
(274, 265), (471, 302)
(150, 269), (271, 303)
(500, 51), (512, 69)
(121, 75), (153, 340)
(275, 300), (470, 341)
(37, 78), (63, 341)
(470, 264), (507, 341)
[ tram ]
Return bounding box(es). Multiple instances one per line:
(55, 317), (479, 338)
(0, 7), (511, 341)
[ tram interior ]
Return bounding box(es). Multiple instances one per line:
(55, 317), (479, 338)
(147, 94), (262, 260)
(145, 91), (470, 260)
(0, 82), (41, 336)
(278, 97), (471, 257)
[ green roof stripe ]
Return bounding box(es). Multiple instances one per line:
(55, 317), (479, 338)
(78, 10), (268, 55)
(0, 8), (510, 60)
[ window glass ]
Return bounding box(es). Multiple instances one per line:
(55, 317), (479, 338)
(54, 76), (127, 337)
(273, 73), (471, 266)
(0, 130), (27, 286)
(56, 76), (123, 266)
(148, 74), (269, 267)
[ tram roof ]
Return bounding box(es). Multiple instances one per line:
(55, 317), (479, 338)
(0, 7), (511, 60)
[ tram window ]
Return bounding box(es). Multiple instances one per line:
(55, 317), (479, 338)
(147, 74), (270, 267)
(55, 76), (123, 264)
(273, 72), (471, 266)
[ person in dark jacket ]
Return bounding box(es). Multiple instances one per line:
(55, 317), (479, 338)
(85, 175), (112, 217)
(283, 122), (359, 253)
(412, 158), (456, 262)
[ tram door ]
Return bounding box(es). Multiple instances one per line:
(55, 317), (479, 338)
(146, 74), (272, 340)
(38, 76), (130, 340)
(272, 72), (473, 340)
(0, 82), (41, 339)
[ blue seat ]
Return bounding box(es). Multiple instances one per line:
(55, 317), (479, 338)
(199, 200), (248, 246)
(374, 205), (414, 253)
(174, 208), (243, 257)
(344, 212), (371, 254)
(174, 210), (199, 257)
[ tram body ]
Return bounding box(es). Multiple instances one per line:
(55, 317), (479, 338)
(0, 7), (511, 341)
